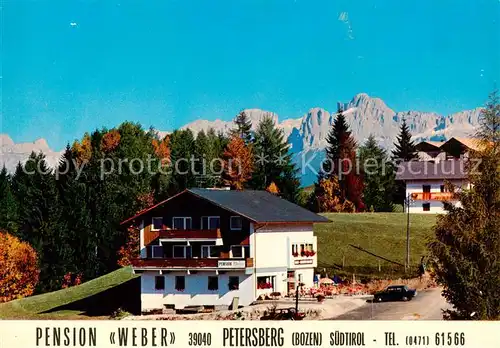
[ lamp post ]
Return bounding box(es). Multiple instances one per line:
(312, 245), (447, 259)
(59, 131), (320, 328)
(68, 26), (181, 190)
(295, 282), (304, 313)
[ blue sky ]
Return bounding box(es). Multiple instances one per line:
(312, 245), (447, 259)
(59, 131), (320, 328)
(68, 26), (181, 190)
(2, 0), (499, 150)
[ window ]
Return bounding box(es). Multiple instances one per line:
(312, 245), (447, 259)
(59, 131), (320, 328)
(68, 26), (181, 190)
(201, 216), (220, 230)
(230, 216), (242, 230)
(152, 217), (163, 231)
(422, 203), (430, 212)
(257, 276), (274, 289)
(175, 276), (185, 291)
(151, 245), (163, 258)
(230, 246), (244, 258)
(173, 217), (192, 230)
(173, 245), (189, 258)
(155, 276), (165, 290)
(422, 185), (431, 192)
(228, 276), (239, 290)
(201, 245), (218, 258)
(208, 276), (218, 291)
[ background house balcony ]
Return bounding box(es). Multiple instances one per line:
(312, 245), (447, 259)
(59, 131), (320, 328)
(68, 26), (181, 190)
(130, 257), (253, 270)
(410, 192), (457, 201)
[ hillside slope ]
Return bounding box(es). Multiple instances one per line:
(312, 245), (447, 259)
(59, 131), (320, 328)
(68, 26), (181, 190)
(315, 213), (436, 278)
(0, 267), (138, 319)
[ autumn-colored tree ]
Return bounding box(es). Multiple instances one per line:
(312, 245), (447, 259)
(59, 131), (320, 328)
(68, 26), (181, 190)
(222, 136), (254, 190)
(101, 129), (121, 153)
(117, 192), (154, 267)
(152, 136), (171, 166)
(312, 177), (342, 212)
(266, 182), (280, 195)
(72, 133), (92, 164)
(0, 231), (40, 302)
(117, 226), (140, 267)
(61, 272), (83, 289)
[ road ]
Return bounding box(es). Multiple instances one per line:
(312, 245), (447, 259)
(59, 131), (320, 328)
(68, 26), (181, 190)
(327, 288), (453, 320)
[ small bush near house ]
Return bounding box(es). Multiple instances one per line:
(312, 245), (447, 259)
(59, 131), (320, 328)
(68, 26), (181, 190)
(0, 231), (40, 303)
(110, 308), (131, 320)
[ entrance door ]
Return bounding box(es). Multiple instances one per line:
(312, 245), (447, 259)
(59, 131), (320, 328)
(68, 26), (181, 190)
(287, 271), (295, 295)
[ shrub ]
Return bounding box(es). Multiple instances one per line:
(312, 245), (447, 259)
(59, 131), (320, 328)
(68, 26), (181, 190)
(0, 231), (40, 302)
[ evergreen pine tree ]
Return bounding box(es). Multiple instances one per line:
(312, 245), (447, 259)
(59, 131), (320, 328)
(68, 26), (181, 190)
(392, 117), (419, 206)
(392, 117), (418, 162)
(428, 90), (500, 320)
(230, 111), (253, 145)
(252, 116), (301, 202)
(169, 129), (196, 192)
(194, 130), (211, 187)
(359, 135), (395, 212)
(11, 152), (66, 291)
(0, 166), (18, 233)
(203, 128), (227, 187)
(56, 145), (93, 280)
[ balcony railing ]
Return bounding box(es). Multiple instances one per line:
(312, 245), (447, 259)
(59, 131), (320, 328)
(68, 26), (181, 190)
(131, 257), (253, 269)
(157, 228), (222, 239)
(410, 192), (457, 201)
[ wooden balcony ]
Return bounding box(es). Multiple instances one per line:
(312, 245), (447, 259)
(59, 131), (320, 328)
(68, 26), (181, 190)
(157, 228), (222, 239)
(410, 192), (457, 201)
(131, 257), (254, 270)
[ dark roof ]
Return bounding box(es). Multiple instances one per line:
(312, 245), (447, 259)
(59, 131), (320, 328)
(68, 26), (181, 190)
(188, 188), (329, 223)
(395, 160), (467, 181)
(121, 188), (330, 225)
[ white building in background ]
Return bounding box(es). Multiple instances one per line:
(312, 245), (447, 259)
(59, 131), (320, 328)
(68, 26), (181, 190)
(120, 188), (328, 313)
(396, 137), (480, 214)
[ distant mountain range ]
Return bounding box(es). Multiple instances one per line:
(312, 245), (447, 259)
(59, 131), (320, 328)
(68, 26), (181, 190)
(1, 93), (482, 186)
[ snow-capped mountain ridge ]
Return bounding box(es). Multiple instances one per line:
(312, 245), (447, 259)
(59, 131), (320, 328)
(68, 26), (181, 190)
(178, 93), (482, 150)
(1, 93), (483, 186)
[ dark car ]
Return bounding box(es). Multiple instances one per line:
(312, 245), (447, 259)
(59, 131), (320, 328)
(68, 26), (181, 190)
(373, 285), (417, 302)
(261, 308), (305, 320)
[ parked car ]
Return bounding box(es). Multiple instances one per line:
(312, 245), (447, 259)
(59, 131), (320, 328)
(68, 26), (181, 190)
(261, 307), (305, 320)
(373, 285), (417, 302)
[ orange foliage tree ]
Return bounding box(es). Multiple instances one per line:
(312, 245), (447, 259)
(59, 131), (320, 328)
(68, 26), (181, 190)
(61, 272), (83, 289)
(315, 177), (342, 212)
(72, 133), (92, 164)
(117, 192), (155, 267)
(0, 231), (40, 302)
(152, 136), (171, 166)
(101, 129), (121, 153)
(266, 181), (280, 195)
(117, 226), (140, 267)
(222, 136), (254, 190)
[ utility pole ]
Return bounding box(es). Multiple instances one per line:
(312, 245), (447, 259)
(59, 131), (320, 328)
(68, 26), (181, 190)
(405, 193), (411, 271)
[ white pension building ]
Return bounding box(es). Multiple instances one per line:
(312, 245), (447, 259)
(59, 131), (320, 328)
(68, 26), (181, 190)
(120, 188), (328, 313)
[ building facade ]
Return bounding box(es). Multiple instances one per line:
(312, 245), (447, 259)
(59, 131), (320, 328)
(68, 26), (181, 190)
(396, 137), (479, 213)
(120, 188), (328, 312)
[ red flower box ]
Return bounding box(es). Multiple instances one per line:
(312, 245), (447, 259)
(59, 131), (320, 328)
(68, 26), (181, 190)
(257, 282), (273, 289)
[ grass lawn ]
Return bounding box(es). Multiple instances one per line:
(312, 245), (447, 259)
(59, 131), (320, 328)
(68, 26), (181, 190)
(315, 213), (438, 279)
(0, 267), (138, 320)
